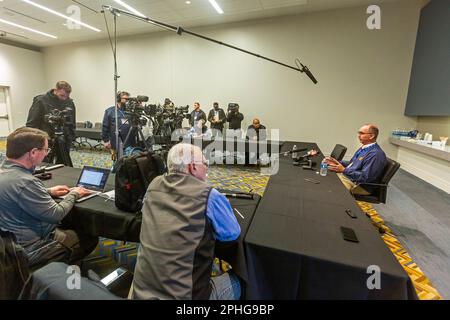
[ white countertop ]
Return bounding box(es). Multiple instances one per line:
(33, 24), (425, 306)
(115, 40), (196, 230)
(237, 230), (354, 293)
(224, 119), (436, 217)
(390, 137), (450, 162)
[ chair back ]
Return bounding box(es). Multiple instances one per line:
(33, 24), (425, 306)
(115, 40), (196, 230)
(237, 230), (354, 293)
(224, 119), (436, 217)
(355, 157), (400, 204)
(330, 144), (347, 161)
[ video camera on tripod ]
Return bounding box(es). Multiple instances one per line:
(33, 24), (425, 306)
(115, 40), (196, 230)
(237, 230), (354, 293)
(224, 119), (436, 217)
(44, 108), (73, 136)
(123, 96), (159, 118)
(43, 108), (73, 167)
(172, 105), (190, 128)
(228, 103), (239, 113)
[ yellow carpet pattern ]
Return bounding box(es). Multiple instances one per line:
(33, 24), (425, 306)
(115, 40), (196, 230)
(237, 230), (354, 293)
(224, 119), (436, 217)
(358, 201), (442, 300)
(207, 165), (270, 196)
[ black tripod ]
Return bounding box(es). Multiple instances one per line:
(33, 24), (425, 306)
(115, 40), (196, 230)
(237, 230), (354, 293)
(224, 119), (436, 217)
(47, 132), (73, 167)
(122, 116), (153, 154)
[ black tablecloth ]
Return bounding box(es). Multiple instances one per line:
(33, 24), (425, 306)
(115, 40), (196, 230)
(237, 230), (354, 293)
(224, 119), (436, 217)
(43, 142), (417, 300)
(42, 166), (260, 282)
(75, 128), (102, 140)
(244, 142), (418, 300)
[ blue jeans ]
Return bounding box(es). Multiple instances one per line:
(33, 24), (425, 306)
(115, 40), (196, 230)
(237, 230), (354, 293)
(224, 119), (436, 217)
(209, 272), (241, 300)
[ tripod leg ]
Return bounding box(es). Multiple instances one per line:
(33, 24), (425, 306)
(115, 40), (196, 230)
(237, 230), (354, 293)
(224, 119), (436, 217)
(138, 128), (152, 152)
(55, 136), (73, 167)
(122, 126), (135, 154)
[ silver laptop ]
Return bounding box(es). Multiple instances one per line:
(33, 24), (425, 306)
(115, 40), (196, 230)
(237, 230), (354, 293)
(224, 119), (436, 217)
(59, 166), (111, 202)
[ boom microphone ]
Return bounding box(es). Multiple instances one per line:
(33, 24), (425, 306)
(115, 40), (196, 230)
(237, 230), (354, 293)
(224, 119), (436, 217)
(301, 64), (318, 85)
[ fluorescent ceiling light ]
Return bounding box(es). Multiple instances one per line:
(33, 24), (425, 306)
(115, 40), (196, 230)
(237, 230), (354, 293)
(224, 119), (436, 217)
(208, 0), (224, 14)
(0, 17), (57, 38)
(114, 0), (146, 18)
(21, 0), (101, 32)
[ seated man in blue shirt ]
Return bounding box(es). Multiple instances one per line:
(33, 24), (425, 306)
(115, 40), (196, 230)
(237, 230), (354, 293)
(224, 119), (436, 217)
(326, 124), (387, 195)
(132, 143), (241, 300)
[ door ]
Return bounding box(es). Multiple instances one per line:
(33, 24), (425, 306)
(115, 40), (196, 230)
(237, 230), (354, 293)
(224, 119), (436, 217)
(0, 87), (11, 137)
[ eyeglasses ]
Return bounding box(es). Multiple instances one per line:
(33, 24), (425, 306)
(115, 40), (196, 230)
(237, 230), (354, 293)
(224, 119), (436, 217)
(358, 131), (371, 135)
(38, 147), (52, 154)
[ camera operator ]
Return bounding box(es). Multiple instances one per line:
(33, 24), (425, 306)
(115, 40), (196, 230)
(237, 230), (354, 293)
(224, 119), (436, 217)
(163, 98), (175, 113)
(26, 81), (75, 161)
(101, 91), (133, 161)
(160, 98), (176, 137)
(189, 102), (207, 135)
(226, 104), (244, 137)
(208, 102), (226, 137)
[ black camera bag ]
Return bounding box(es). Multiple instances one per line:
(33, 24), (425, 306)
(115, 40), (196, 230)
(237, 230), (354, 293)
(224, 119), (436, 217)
(115, 151), (166, 212)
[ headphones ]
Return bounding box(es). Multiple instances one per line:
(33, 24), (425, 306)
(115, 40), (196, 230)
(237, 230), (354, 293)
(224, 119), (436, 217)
(116, 91), (122, 103)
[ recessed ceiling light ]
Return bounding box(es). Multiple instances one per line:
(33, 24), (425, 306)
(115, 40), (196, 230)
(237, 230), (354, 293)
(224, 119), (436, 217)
(208, 0), (224, 14)
(0, 17), (57, 39)
(186, 1), (191, 4)
(114, 0), (146, 18)
(21, 0), (101, 32)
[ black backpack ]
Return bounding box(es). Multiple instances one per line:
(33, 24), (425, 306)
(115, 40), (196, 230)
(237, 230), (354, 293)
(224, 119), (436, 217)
(115, 151), (167, 212)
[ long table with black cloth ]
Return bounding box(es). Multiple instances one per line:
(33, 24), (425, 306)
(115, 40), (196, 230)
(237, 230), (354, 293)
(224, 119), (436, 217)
(42, 140), (417, 300)
(243, 141), (417, 300)
(42, 166), (259, 285)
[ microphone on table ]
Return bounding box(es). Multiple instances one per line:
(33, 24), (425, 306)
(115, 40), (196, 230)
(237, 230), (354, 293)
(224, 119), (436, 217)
(281, 148), (307, 156)
(33, 164), (64, 175)
(221, 193), (254, 200)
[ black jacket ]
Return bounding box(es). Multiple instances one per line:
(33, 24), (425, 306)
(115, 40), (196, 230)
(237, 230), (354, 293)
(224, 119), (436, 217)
(247, 124), (267, 141)
(227, 111), (244, 130)
(26, 90), (76, 142)
(189, 109), (207, 129)
(207, 108), (226, 130)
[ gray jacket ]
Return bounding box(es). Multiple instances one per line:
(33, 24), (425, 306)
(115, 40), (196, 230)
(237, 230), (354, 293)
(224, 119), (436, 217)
(132, 173), (215, 300)
(0, 160), (79, 250)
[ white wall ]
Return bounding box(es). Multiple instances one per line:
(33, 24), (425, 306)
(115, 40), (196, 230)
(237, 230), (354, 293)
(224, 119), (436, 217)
(42, 0), (421, 158)
(0, 43), (46, 131)
(417, 117), (450, 139)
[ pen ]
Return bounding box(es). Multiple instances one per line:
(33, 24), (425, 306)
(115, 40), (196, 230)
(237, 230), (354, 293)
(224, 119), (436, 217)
(234, 208), (245, 219)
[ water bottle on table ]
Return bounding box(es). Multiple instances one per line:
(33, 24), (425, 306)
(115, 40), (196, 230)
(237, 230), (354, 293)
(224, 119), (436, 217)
(320, 158), (328, 176)
(292, 144), (297, 160)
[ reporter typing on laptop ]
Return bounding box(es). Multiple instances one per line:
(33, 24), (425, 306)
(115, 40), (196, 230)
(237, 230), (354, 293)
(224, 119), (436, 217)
(0, 128), (98, 270)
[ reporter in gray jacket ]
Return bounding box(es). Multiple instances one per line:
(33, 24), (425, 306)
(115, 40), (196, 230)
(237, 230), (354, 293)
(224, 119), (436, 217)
(0, 127), (98, 270)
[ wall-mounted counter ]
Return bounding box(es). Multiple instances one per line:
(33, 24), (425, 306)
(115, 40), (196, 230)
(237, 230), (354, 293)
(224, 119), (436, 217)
(390, 137), (450, 194)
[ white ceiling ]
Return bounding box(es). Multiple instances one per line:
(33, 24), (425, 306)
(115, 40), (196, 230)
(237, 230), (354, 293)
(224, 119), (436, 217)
(0, 0), (402, 48)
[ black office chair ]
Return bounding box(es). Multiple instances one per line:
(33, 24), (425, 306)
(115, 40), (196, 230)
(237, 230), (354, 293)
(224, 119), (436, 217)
(330, 144), (347, 161)
(353, 157), (400, 204)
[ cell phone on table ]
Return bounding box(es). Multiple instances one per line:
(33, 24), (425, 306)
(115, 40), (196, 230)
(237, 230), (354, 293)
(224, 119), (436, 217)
(100, 267), (128, 286)
(340, 226), (359, 243)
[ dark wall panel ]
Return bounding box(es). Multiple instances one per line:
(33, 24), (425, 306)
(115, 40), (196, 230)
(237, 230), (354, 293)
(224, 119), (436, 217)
(405, 0), (450, 116)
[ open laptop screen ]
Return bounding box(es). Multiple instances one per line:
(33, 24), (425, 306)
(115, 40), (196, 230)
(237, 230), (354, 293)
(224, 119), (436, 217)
(76, 166), (110, 192)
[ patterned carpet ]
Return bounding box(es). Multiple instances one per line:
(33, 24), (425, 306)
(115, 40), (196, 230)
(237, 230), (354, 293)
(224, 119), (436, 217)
(359, 201), (442, 300)
(0, 139), (441, 299)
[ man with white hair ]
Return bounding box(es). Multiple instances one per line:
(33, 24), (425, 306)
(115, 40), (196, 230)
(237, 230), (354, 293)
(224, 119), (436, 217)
(132, 143), (241, 300)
